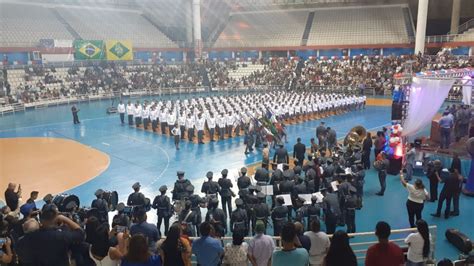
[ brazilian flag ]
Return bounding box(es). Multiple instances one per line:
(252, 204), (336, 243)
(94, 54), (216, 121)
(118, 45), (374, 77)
(74, 40), (105, 60)
(106, 40), (133, 60)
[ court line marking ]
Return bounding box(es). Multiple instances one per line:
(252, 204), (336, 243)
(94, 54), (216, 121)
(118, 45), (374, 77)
(102, 142), (110, 146)
(118, 134), (170, 186)
(0, 115), (113, 133)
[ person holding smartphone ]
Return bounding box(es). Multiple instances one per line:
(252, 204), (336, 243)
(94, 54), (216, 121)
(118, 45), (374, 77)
(0, 237), (13, 264)
(4, 183), (21, 212)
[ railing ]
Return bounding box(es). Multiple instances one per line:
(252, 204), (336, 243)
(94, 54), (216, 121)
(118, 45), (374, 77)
(184, 225), (437, 263)
(456, 18), (474, 35)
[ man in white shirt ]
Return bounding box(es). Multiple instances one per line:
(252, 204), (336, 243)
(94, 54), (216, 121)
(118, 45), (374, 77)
(207, 113), (216, 142)
(159, 109), (167, 134)
(167, 111), (176, 135)
(142, 104), (150, 130)
(126, 101), (134, 125)
(150, 106), (158, 132)
(226, 112), (235, 137)
(178, 112), (186, 140)
(185, 113), (195, 142)
(217, 113), (226, 140)
(134, 103), (142, 127)
(117, 101), (126, 124)
(304, 216), (330, 266)
(196, 114), (205, 144)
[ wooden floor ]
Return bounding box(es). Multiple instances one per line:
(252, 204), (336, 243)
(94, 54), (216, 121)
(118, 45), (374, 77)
(0, 137), (110, 202)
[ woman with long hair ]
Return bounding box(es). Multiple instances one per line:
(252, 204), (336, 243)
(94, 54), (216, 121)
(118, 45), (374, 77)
(405, 219), (431, 266)
(159, 223), (191, 266)
(325, 230), (357, 266)
(122, 234), (162, 266)
(222, 232), (249, 266)
(400, 174), (429, 228)
(87, 222), (127, 266)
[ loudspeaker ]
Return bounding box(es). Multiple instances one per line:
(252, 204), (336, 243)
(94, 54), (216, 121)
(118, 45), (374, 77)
(391, 102), (403, 120)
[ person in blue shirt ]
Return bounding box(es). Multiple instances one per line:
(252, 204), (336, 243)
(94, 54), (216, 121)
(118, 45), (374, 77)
(192, 222), (224, 266)
(272, 222), (309, 266)
(130, 208), (160, 253)
(439, 111), (454, 149)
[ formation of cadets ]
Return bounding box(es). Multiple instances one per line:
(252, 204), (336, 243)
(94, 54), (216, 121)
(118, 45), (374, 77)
(113, 140), (368, 238)
(116, 91), (366, 143)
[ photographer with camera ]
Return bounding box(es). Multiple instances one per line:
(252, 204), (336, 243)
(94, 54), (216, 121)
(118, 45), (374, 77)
(16, 204), (84, 266)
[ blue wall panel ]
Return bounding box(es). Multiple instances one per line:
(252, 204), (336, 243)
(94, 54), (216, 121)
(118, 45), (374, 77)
(383, 48), (414, 56)
(451, 47), (470, 55)
(1, 52), (29, 64)
(161, 51), (183, 62)
(296, 50), (317, 60)
(208, 51), (233, 61)
(319, 49), (343, 57)
(240, 51), (258, 59)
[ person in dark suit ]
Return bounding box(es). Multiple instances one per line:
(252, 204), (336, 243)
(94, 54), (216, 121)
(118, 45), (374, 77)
(293, 138), (306, 166)
(431, 168), (462, 219)
(362, 132), (373, 169)
(274, 144), (289, 164)
(71, 105), (80, 124)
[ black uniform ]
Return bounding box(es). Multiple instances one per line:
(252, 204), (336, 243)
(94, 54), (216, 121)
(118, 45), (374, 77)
(253, 202), (270, 231)
(344, 192), (358, 233)
(243, 192), (259, 233)
(230, 207), (248, 236)
(152, 195), (172, 236)
(179, 208), (199, 237)
(201, 180), (220, 198)
(254, 167), (270, 185)
(273, 147), (289, 164)
(91, 198), (109, 223)
(271, 205), (288, 236)
(205, 207), (227, 237)
(71, 106), (80, 124)
(112, 212), (130, 228)
(237, 175), (252, 191)
(376, 159), (389, 195)
(306, 203), (321, 231)
(323, 192), (341, 234)
(218, 177), (233, 217)
(172, 179), (192, 201)
(127, 192), (146, 206)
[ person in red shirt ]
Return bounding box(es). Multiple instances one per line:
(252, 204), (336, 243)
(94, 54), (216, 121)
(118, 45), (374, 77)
(365, 221), (405, 266)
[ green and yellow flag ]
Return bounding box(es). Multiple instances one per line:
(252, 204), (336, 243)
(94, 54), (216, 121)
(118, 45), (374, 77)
(106, 40), (133, 60)
(74, 40), (105, 60)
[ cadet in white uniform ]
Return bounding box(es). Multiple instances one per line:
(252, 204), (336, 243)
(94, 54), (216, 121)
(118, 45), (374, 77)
(117, 101), (126, 124)
(126, 101), (134, 125)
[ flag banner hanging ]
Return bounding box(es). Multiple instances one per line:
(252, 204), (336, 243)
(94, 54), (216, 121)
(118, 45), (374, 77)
(105, 40), (133, 60)
(74, 40), (105, 60)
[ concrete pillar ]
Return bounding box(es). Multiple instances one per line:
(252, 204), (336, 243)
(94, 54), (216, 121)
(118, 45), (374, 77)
(414, 0), (429, 55)
(186, 0), (193, 44)
(450, 0), (461, 34)
(192, 0), (202, 59)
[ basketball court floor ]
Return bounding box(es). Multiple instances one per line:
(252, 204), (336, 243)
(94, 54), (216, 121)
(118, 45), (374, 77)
(1, 95), (473, 261)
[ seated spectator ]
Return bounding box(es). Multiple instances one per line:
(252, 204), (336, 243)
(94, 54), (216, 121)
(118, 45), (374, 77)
(248, 220), (275, 266)
(159, 223), (191, 266)
(130, 208), (160, 253)
(272, 222), (309, 266)
(87, 219), (127, 266)
(192, 222), (224, 266)
(405, 219), (431, 266)
(325, 230), (357, 266)
(16, 204), (85, 266)
(222, 232), (248, 266)
(365, 221), (404, 266)
(122, 234), (162, 266)
(295, 222), (311, 252)
(304, 219), (330, 266)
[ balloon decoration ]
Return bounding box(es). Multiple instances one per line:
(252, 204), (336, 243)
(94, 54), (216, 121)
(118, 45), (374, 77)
(383, 124), (404, 159)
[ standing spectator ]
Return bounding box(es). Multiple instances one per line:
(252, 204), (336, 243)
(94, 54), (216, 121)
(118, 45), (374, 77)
(294, 222), (311, 252)
(159, 223), (191, 266)
(192, 222), (224, 266)
(316, 122), (327, 149)
(0, 237), (13, 265)
(439, 111), (454, 149)
(272, 222), (309, 266)
(400, 175), (429, 228)
(304, 219), (330, 266)
(427, 160), (442, 202)
(362, 132), (373, 169)
(16, 204), (85, 266)
(405, 219), (431, 266)
(326, 127), (337, 151)
(431, 168), (462, 219)
(222, 232), (249, 266)
(88, 222), (126, 266)
(4, 183), (21, 212)
(375, 152), (389, 196)
(130, 208), (160, 252)
(405, 143), (416, 181)
(365, 221), (404, 266)
(71, 105), (80, 124)
(373, 131), (386, 158)
(325, 230), (356, 266)
(450, 154), (462, 217)
(121, 234), (162, 266)
(248, 220), (275, 266)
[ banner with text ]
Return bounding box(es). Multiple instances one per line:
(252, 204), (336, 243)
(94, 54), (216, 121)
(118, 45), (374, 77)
(74, 40), (105, 60)
(105, 40), (133, 60)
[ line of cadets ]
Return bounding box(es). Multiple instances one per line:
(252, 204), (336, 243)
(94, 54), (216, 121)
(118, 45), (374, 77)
(129, 143), (367, 238)
(116, 91), (366, 143)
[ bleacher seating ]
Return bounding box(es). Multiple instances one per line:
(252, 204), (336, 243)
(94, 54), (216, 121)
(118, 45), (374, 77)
(307, 6), (410, 45)
(454, 28), (474, 42)
(0, 3), (74, 47)
(228, 62), (266, 81)
(57, 7), (177, 48)
(213, 10), (309, 48)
